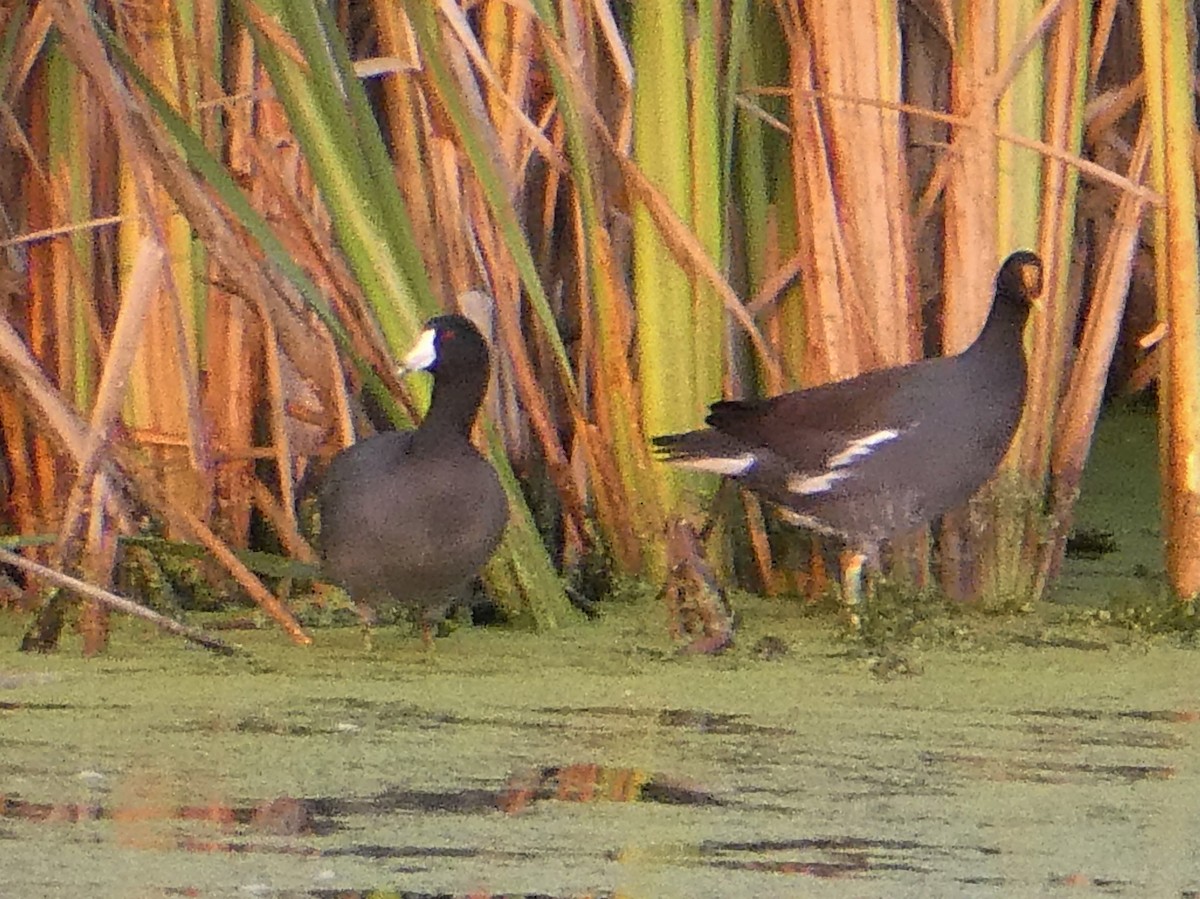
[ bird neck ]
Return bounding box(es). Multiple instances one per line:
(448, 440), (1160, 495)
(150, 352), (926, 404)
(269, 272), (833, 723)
(966, 290), (1028, 361)
(418, 371), (488, 442)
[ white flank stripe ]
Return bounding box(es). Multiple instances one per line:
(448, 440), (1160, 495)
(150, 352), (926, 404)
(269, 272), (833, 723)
(828, 428), (900, 469)
(777, 508), (841, 536)
(672, 453), (757, 476)
(786, 469), (847, 495)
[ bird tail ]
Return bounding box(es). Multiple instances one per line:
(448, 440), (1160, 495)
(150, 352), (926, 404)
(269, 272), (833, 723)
(651, 430), (757, 476)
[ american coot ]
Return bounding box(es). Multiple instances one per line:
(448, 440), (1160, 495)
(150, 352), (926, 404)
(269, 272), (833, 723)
(653, 251), (1042, 615)
(319, 315), (509, 644)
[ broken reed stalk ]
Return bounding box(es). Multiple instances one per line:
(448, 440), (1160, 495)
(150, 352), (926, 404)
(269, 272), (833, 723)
(1, 547), (240, 656)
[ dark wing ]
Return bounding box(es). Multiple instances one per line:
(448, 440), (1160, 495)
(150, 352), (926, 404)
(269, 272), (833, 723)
(704, 359), (937, 468)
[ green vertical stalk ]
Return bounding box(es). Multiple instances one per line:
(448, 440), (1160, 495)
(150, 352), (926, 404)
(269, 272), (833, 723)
(47, 43), (93, 410)
(631, 3), (696, 492)
(732, 21), (771, 291)
(995, 1), (1044, 253)
(734, 6), (794, 365)
(985, 0), (1047, 604)
(690, 0), (725, 419)
(173, 0), (208, 374)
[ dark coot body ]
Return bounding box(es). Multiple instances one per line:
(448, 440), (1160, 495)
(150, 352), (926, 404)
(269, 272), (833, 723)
(653, 251), (1042, 604)
(319, 315), (508, 637)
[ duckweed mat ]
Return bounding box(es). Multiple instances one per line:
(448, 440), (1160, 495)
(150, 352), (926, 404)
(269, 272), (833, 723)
(3, 606), (1200, 898)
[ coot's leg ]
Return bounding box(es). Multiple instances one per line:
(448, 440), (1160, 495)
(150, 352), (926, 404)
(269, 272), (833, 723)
(355, 601), (379, 651)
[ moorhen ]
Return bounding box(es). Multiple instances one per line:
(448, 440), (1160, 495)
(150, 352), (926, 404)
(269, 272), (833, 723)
(653, 250), (1042, 614)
